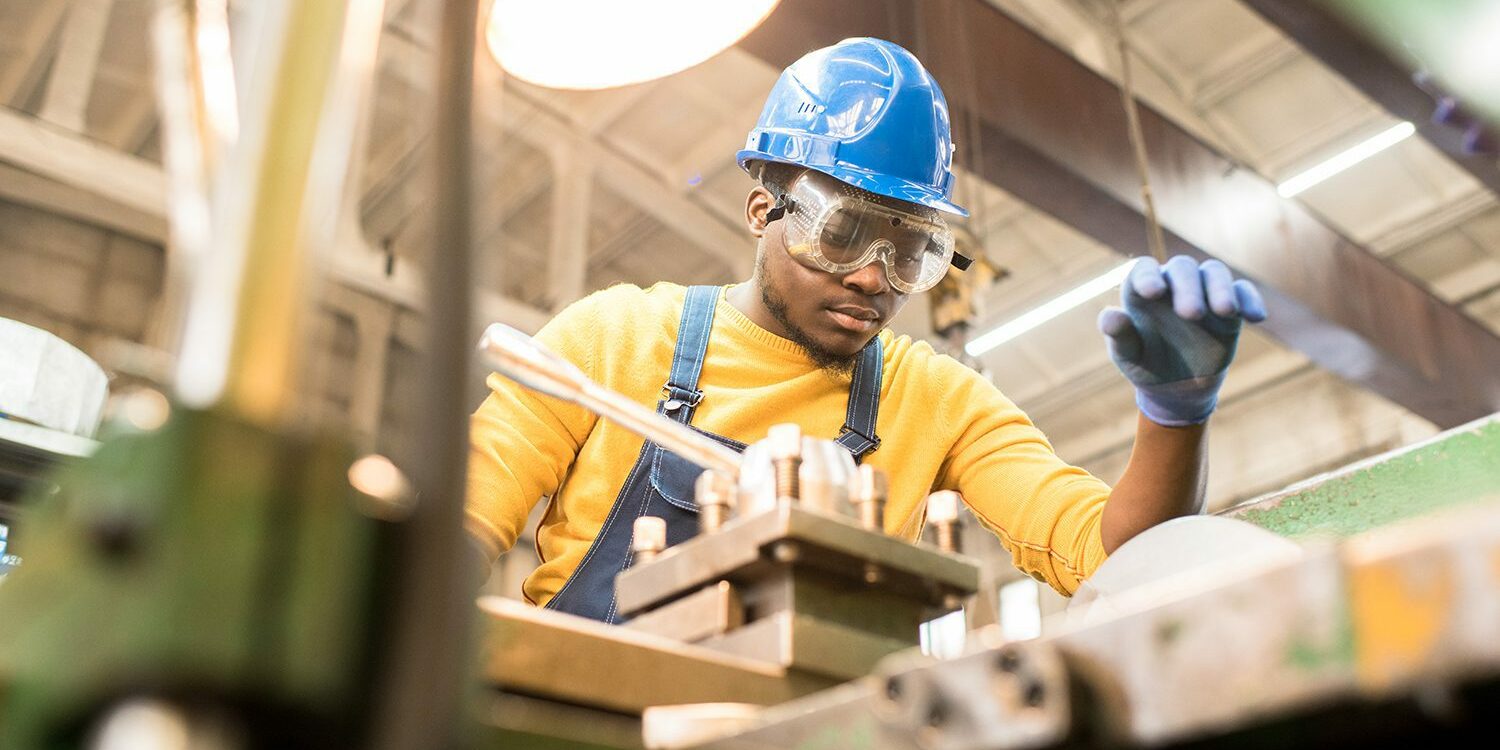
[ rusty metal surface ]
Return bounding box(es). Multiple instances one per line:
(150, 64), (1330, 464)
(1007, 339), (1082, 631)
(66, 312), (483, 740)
(739, 0), (1500, 428)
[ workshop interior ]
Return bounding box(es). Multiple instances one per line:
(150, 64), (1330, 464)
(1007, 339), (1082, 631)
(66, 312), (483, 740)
(1, 0), (1499, 748)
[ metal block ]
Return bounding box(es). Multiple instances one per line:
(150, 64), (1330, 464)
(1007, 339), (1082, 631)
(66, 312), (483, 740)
(475, 692), (644, 750)
(733, 568), (929, 642)
(478, 597), (836, 716)
(683, 641), (1072, 750)
(1342, 504), (1500, 694)
(616, 505), (979, 619)
(1050, 546), (1353, 745)
(698, 611), (917, 682)
(690, 502), (1500, 749)
(626, 581), (745, 643)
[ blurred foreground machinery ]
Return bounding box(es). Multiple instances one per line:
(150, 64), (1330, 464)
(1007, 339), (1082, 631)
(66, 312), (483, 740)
(478, 416), (1500, 750)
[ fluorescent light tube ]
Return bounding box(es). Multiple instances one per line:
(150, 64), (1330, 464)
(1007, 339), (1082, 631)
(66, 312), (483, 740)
(1277, 121), (1416, 198)
(965, 260), (1135, 358)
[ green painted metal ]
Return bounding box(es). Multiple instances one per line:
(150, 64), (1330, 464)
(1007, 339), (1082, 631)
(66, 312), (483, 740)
(1223, 415), (1500, 539)
(0, 408), (388, 747)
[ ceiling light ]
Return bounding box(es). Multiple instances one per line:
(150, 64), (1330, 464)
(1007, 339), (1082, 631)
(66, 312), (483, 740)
(965, 260), (1135, 358)
(1276, 121), (1416, 198)
(485, 0), (781, 90)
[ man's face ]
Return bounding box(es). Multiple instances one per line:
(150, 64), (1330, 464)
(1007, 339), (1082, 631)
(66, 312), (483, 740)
(747, 170), (918, 371)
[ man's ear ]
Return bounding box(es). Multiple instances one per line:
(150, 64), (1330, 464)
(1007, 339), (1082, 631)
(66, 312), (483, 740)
(745, 186), (775, 238)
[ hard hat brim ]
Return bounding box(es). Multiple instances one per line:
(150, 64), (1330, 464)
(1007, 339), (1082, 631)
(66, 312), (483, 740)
(738, 152), (970, 219)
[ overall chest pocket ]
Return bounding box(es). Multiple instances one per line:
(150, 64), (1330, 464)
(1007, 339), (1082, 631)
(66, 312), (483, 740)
(648, 430), (746, 513)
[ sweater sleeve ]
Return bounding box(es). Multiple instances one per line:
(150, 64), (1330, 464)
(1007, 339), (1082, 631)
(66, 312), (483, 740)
(934, 359), (1110, 596)
(464, 295), (604, 562)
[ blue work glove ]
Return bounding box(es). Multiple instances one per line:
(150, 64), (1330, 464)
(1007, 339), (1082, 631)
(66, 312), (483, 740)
(1097, 256), (1267, 427)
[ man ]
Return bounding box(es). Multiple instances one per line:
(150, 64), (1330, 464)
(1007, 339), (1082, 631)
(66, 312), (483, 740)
(465, 38), (1265, 622)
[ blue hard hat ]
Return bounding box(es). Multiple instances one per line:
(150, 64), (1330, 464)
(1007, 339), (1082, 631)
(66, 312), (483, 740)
(737, 38), (968, 218)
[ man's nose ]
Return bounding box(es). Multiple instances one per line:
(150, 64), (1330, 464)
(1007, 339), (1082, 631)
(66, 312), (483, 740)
(842, 257), (890, 295)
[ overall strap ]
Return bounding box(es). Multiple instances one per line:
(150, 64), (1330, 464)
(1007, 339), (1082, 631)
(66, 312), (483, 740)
(661, 285), (721, 424)
(834, 337), (884, 461)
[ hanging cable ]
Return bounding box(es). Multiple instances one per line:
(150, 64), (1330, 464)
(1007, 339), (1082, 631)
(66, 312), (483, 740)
(1104, 0), (1168, 263)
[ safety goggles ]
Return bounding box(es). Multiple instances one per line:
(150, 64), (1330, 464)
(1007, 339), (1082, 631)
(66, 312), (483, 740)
(767, 174), (963, 294)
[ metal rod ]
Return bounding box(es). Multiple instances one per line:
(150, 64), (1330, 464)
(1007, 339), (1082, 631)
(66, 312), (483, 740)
(478, 324), (744, 477)
(368, 0), (479, 746)
(170, 0), (347, 423)
(147, 0), (237, 359)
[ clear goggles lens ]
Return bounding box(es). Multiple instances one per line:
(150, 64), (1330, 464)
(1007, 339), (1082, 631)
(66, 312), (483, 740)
(778, 176), (955, 294)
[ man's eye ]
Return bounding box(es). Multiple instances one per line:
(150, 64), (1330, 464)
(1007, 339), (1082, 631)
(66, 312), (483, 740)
(822, 221), (856, 245)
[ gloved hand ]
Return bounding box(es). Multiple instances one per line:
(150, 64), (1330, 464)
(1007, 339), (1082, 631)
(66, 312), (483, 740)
(1097, 256), (1267, 426)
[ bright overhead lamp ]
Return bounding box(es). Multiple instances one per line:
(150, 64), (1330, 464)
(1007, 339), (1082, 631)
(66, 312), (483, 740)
(965, 260), (1135, 358)
(1276, 121), (1416, 198)
(485, 0), (782, 90)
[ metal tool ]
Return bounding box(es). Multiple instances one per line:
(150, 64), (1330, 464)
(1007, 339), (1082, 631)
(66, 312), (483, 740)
(478, 323), (742, 477)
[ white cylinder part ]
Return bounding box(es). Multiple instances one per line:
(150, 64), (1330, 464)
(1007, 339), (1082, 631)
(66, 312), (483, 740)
(0, 319), (108, 438)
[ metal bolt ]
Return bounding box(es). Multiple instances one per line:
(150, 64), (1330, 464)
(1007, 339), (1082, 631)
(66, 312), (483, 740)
(1022, 680), (1047, 708)
(863, 561), (883, 585)
(768, 423), (803, 503)
(942, 592), (965, 612)
(88, 516), (141, 563)
(771, 540), (800, 564)
(885, 675), (905, 701)
(924, 697), (948, 729)
(927, 490), (962, 554)
(995, 648), (1022, 674)
(347, 454), (416, 521)
(695, 470), (734, 533)
(851, 464), (888, 532)
(631, 516), (667, 566)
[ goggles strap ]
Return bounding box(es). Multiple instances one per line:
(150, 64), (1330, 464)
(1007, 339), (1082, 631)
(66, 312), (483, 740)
(765, 193), (793, 223)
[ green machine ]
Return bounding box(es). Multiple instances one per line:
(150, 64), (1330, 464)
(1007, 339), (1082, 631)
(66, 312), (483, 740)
(0, 0), (480, 747)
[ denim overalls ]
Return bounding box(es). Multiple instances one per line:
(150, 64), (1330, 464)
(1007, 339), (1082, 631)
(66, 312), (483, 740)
(545, 285), (885, 623)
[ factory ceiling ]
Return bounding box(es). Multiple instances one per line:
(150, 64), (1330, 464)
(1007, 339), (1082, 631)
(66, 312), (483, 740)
(1, 0), (1498, 499)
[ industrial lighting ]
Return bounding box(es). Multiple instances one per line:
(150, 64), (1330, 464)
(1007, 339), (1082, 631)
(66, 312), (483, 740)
(485, 0), (782, 90)
(965, 260), (1135, 358)
(1276, 122), (1416, 198)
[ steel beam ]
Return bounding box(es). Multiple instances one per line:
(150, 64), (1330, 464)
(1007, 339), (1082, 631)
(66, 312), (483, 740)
(738, 0), (1500, 428)
(1242, 0), (1500, 196)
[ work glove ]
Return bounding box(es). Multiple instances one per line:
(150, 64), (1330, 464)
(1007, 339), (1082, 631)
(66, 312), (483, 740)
(1097, 256), (1267, 427)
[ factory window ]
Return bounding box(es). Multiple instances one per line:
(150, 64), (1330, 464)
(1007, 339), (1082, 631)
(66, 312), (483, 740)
(919, 609), (967, 659)
(1000, 578), (1042, 641)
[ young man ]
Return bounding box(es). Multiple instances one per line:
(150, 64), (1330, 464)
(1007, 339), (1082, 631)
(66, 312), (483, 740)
(465, 38), (1265, 623)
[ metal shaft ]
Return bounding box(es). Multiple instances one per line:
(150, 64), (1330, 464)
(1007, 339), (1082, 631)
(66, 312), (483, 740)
(478, 324), (742, 476)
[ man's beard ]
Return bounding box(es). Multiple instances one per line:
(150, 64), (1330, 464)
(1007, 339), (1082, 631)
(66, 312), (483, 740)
(758, 253), (860, 376)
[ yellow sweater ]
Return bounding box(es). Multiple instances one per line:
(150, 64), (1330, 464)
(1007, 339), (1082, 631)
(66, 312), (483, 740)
(466, 283), (1110, 602)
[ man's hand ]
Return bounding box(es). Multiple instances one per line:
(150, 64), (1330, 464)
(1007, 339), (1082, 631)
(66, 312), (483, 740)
(1097, 256), (1266, 427)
